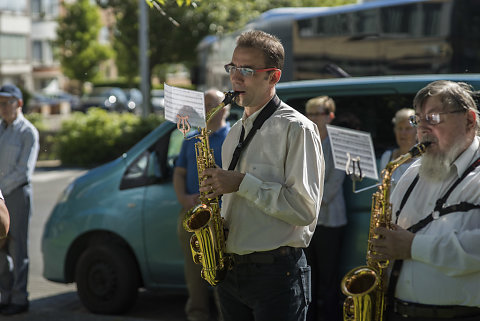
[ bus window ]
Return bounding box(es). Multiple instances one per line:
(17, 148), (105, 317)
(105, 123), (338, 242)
(422, 3), (442, 36)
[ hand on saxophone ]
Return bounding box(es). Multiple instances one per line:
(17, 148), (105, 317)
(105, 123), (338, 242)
(180, 193), (200, 210)
(200, 167), (246, 199)
(370, 224), (415, 260)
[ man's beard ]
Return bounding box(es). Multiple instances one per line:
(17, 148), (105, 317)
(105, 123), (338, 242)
(419, 141), (463, 182)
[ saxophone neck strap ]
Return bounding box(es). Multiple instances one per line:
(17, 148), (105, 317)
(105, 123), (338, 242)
(228, 95), (281, 171)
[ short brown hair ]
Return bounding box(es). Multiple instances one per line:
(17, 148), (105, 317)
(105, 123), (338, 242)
(236, 30), (285, 70)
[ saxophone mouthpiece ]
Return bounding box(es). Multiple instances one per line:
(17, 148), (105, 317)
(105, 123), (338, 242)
(409, 141), (431, 157)
(223, 91), (242, 105)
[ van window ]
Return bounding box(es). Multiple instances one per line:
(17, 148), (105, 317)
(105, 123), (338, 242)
(282, 93), (415, 155)
(120, 127), (183, 190)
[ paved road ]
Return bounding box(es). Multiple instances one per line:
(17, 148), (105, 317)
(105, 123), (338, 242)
(11, 165), (192, 321)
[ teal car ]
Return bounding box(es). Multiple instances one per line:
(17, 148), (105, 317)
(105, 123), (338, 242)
(42, 74), (480, 314)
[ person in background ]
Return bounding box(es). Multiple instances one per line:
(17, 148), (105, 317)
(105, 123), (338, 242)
(371, 80), (480, 320)
(379, 108), (417, 190)
(0, 190), (9, 241)
(199, 30), (324, 321)
(305, 96), (346, 321)
(0, 84), (39, 316)
(173, 89), (230, 321)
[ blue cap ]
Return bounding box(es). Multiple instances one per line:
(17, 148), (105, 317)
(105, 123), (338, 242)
(0, 84), (23, 100)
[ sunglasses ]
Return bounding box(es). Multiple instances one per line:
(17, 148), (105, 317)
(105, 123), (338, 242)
(224, 64), (280, 77)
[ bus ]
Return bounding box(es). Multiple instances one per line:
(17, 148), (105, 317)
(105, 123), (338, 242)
(195, 0), (480, 91)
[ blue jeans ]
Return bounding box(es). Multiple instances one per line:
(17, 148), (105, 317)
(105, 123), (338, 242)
(216, 247), (311, 321)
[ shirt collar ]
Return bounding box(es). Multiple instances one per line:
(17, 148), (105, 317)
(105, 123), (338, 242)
(452, 136), (480, 177)
(241, 93), (281, 130)
(241, 101), (269, 127)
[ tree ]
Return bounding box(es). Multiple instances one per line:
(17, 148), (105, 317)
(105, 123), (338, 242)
(99, 0), (355, 82)
(56, 0), (113, 88)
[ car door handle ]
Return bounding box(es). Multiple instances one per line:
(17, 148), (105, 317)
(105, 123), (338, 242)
(127, 203), (136, 208)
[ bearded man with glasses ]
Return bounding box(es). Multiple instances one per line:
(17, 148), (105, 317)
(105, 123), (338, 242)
(200, 30), (324, 321)
(370, 80), (480, 321)
(0, 84), (39, 316)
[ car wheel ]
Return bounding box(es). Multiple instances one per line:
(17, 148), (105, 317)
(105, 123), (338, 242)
(75, 243), (140, 314)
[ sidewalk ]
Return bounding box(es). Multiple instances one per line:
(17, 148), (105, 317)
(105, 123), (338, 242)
(36, 159), (62, 169)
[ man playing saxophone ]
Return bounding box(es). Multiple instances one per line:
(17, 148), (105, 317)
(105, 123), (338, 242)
(199, 30), (324, 321)
(371, 80), (480, 320)
(173, 89), (230, 321)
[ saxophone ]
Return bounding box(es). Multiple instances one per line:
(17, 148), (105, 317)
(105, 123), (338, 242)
(340, 142), (430, 321)
(183, 91), (239, 286)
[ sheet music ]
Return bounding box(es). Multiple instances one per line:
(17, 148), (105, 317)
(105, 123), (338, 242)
(326, 124), (378, 180)
(164, 83), (206, 129)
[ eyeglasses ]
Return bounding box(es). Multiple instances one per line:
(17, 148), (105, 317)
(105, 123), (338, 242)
(306, 111), (330, 117)
(224, 64), (280, 77)
(409, 109), (466, 127)
(0, 99), (17, 108)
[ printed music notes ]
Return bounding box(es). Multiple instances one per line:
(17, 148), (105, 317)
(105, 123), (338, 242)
(164, 84), (206, 132)
(326, 124), (378, 181)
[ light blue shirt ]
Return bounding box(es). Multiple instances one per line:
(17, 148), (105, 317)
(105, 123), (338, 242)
(0, 113), (39, 195)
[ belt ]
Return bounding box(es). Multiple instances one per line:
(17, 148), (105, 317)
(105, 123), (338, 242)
(231, 246), (302, 265)
(393, 299), (480, 319)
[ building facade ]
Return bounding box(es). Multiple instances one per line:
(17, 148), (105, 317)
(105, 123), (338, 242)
(0, 0), (33, 90)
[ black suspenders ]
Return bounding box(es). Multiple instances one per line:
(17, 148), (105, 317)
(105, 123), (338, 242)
(387, 156), (480, 304)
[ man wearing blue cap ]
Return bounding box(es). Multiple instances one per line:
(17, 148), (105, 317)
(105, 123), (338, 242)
(0, 84), (39, 315)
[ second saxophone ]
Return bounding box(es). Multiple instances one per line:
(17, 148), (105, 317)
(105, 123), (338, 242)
(340, 142), (430, 321)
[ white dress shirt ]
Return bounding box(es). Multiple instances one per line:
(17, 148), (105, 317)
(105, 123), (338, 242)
(390, 136), (480, 307)
(221, 97), (324, 255)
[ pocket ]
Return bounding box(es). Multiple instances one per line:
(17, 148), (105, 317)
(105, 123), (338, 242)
(249, 163), (283, 183)
(299, 265), (312, 305)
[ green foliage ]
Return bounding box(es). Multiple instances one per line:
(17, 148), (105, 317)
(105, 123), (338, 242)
(146, 0), (194, 7)
(24, 113), (57, 161)
(56, 0), (113, 84)
(24, 113), (47, 132)
(57, 109), (164, 167)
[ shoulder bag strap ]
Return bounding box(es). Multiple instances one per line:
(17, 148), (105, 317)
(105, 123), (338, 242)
(228, 95), (281, 171)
